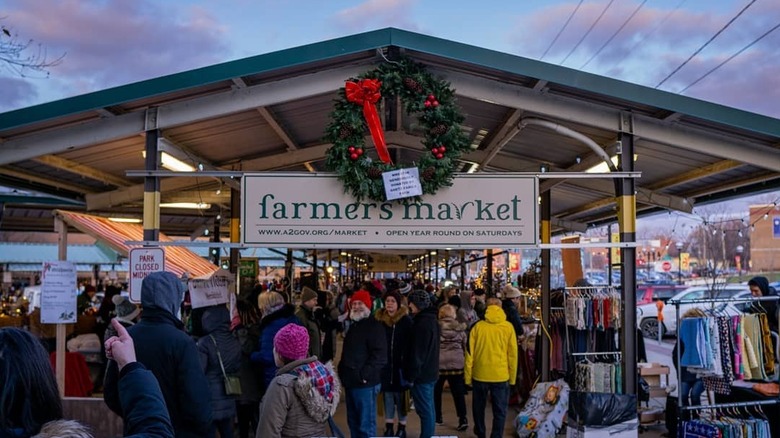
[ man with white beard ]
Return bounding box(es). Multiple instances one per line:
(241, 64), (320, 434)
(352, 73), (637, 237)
(337, 289), (387, 438)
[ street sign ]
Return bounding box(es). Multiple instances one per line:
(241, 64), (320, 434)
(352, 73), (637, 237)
(129, 247), (165, 303)
(661, 261), (672, 272)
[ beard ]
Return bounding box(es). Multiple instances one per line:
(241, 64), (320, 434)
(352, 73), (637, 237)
(350, 307), (371, 321)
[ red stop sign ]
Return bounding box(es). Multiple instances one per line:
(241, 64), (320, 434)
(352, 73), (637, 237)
(662, 261), (672, 272)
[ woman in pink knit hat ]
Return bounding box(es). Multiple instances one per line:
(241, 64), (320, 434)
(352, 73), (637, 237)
(256, 323), (341, 438)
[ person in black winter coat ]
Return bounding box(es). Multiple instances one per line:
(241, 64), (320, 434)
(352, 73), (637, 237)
(250, 291), (301, 396)
(338, 290), (387, 438)
(196, 305), (242, 438)
(404, 290), (440, 438)
(104, 272), (212, 438)
(748, 276), (779, 332)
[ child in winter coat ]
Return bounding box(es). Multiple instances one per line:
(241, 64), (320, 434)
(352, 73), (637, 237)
(435, 304), (469, 431)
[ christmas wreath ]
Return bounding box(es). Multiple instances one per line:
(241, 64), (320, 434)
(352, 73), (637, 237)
(324, 59), (469, 202)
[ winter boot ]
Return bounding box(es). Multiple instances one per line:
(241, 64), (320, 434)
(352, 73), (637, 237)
(396, 424), (407, 438)
(457, 417), (469, 431)
(383, 423), (394, 437)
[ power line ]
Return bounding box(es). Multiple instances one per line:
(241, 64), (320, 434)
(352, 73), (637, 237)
(613, 0), (687, 67)
(679, 20), (780, 93)
(559, 0), (617, 66)
(540, 0), (585, 61)
(655, 0), (758, 88)
(581, 0), (649, 69)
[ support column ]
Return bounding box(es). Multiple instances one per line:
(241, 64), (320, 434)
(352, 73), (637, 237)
(54, 217), (67, 397)
(617, 124), (638, 396)
(486, 249), (493, 296)
(285, 249), (294, 298)
(541, 191), (552, 381)
(459, 250), (466, 291)
(210, 217), (220, 266)
(143, 112), (160, 242)
(229, 187), (240, 275)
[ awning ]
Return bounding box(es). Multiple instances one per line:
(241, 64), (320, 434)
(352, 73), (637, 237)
(53, 210), (218, 278)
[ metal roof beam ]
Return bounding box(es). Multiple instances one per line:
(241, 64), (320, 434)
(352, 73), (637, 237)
(158, 138), (241, 190)
(255, 107), (314, 172)
(646, 159), (743, 190)
(476, 109), (524, 170)
(442, 70), (780, 173)
(0, 166), (97, 195)
(33, 154), (132, 188)
(0, 65), (362, 166)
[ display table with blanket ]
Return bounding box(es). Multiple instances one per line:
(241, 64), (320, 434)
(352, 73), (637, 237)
(714, 384), (779, 438)
(515, 379), (570, 437)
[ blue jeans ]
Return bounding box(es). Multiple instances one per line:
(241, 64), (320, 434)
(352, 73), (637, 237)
(680, 380), (704, 406)
(411, 381), (436, 438)
(472, 380), (509, 438)
(346, 384), (381, 438)
(382, 390), (408, 422)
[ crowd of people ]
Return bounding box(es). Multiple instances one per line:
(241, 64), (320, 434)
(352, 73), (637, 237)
(0, 270), (539, 438)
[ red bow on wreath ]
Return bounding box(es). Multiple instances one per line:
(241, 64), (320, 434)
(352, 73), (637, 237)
(345, 79), (393, 165)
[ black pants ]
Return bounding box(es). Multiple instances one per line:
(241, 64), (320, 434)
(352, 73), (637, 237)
(236, 401), (258, 438)
(434, 372), (467, 422)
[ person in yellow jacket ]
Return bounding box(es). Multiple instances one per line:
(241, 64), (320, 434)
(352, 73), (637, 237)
(464, 298), (518, 438)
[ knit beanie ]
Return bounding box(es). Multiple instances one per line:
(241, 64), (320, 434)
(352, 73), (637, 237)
(112, 295), (141, 322)
(351, 290), (373, 309)
(273, 323), (310, 361)
(383, 289), (403, 306)
(301, 286), (318, 303)
(408, 289), (431, 310)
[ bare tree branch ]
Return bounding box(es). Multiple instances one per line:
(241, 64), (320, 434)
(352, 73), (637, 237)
(1, 20), (64, 78)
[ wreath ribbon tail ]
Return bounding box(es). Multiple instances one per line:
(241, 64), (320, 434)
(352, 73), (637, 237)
(362, 103), (393, 165)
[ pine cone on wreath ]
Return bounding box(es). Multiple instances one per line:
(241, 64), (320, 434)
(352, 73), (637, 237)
(422, 167), (436, 181)
(429, 124), (449, 136)
(367, 167), (383, 179)
(403, 77), (424, 94)
(338, 126), (353, 139)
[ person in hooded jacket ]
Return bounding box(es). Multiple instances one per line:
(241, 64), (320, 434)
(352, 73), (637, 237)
(1, 320), (174, 438)
(256, 323), (341, 438)
(465, 298), (518, 438)
(104, 271), (212, 438)
(748, 276), (778, 332)
(233, 299), (262, 438)
(435, 304), (469, 432)
(374, 289), (413, 437)
(403, 290), (440, 438)
(250, 291), (301, 397)
(196, 305), (242, 438)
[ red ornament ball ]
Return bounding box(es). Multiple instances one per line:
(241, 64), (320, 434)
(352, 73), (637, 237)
(424, 100), (432, 108)
(348, 146), (355, 153)
(432, 100), (439, 107)
(428, 94), (435, 101)
(431, 147), (439, 154)
(350, 153), (359, 160)
(439, 145), (446, 152)
(436, 153), (444, 159)
(356, 148), (364, 156)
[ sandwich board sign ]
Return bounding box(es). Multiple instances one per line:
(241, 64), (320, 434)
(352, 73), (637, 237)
(129, 247), (165, 303)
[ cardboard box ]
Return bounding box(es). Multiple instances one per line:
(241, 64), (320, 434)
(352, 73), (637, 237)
(638, 363), (669, 376)
(566, 418), (638, 438)
(639, 407), (664, 423)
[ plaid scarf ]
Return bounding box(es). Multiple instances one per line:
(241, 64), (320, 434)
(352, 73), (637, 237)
(294, 361), (336, 402)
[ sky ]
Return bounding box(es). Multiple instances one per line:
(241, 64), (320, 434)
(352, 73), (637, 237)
(1, 0), (779, 117)
(0, 0), (778, 227)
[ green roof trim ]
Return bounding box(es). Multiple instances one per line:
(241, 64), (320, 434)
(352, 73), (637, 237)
(0, 194), (84, 206)
(2, 28), (779, 138)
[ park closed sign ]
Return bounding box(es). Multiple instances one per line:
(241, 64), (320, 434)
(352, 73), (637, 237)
(129, 247), (165, 303)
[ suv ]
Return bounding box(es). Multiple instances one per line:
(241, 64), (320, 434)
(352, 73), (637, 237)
(635, 285), (689, 306)
(636, 284), (749, 338)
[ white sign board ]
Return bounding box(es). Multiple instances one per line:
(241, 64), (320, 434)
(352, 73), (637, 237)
(129, 247), (165, 303)
(382, 167), (423, 201)
(189, 270), (234, 309)
(41, 261), (78, 324)
(242, 173), (538, 248)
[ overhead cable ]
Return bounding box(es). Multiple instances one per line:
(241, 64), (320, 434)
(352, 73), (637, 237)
(679, 21), (780, 93)
(611, 0), (687, 68)
(581, 0), (649, 69)
(559, 0), (617, 66)
(540, 0), (584, 61)
(655, 0), (758, 88)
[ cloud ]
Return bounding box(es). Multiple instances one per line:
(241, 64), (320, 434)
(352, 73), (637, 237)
(0, 76), (37, 111)
(505, 1), (780, 117)
(1, 0), (229, 105)
(331, 0), (420, 32)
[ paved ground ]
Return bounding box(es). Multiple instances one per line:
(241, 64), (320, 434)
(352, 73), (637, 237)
(329, 335), (675, 437)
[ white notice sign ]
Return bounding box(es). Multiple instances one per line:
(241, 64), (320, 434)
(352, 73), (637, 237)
(129, 247), (165, 303)
(41, 261), (78, 324)
(189, 270), (234, 309)
(382, 167), (423, 201)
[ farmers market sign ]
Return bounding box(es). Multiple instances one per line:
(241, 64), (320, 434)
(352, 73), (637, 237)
(242, 173), (538, 248)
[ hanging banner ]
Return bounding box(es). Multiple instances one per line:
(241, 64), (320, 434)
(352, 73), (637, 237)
(189, 269), (235, 309)
(242, 173), (538, 248)
(610, 232), (621, 265)
(561, 236), (584, 287)
(371, 254), (407, 272)
(509, 253), (521, 273)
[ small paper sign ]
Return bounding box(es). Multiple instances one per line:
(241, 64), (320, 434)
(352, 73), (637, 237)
(129, 247), (165, 303)
(41, 261), (78, 323)
(382, 167), (423, 201)
(189, 269), (235, 309)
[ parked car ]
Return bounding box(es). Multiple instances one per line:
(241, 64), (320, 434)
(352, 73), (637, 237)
(636, 284), (749, 338)
(635, 284), (689, 306)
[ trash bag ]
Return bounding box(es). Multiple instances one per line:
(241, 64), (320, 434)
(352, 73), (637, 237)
(568, 391), (637, 427)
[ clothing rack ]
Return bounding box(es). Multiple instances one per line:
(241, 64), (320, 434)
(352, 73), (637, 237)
(679, 398), (779, 412)
(671, 294), (780, 417)
(571, 351), (622, 357)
